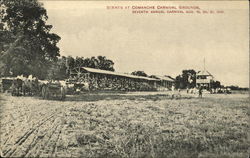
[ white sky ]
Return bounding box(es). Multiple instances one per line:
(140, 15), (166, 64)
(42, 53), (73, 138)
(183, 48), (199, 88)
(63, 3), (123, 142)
(42, 1), (249, 87)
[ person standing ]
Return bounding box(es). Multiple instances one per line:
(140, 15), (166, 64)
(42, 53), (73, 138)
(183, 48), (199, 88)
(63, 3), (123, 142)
(198, 87), (203, 98)
(171, 85), (175, 99)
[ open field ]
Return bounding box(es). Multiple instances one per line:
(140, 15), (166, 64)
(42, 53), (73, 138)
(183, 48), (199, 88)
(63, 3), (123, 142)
(0, 91), (249, 157)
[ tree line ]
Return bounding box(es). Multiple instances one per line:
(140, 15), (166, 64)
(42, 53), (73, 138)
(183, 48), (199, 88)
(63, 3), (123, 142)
(47, 56), (115, 80)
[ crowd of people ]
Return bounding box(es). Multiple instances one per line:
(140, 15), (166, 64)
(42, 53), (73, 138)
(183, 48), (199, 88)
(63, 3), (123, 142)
(68, 75), (157, 92)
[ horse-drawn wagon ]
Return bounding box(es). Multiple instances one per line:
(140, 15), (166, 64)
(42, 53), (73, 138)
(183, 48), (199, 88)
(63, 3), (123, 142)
(1, 75), (67, 100)
(41, 81), (66, 100)
(9, 75), (40, 96)
(0, 77), (15, 93)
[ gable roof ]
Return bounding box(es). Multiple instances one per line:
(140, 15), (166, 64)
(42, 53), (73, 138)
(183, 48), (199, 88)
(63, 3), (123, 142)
(197, 70), (213, 76)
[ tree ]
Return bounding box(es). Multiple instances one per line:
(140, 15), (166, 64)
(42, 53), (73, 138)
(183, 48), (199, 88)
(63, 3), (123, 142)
(75, 56), (85, 68)
(175, 69), (196, 89)
(211, 80), (221, 89)
(47, 57), (67, 80)
(175, 75), (185, 89)
(0, 0), (61, 79)
(182, 69), (196, 88)
(96, 56), (115, 71)
(65, 56), (75, 71)
(131, 71), (148, 77)
(65, 56), (115, 72)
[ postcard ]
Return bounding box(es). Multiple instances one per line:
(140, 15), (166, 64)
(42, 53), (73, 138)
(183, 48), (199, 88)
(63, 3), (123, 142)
(0, 0), (249, 157)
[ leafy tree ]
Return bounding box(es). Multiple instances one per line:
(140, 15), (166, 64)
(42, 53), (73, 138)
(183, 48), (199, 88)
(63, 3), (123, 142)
(82, 57), (93, 68)
(65, 55), (115, 72)
(175, 69), (196, 89)
(75, 56), (85, 68)
(175, 75), (185, 89)
(48, 55), (115, 79)
(89, 56), (99, 68)
(131, 71), (148, 77)
(211, 80), (221, 89)
(65, 56), (75, 70)
(182, 69), (196, 88)
(0, 0), (60, 79)
(96, 56), (115, 71)
(47, 57), (67, 80)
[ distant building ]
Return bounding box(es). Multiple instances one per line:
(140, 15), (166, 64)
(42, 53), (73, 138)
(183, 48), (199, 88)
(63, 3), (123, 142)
(150, 75), (175, 91)
(69, 67), (160, 91)
(196, 70), (214, 90)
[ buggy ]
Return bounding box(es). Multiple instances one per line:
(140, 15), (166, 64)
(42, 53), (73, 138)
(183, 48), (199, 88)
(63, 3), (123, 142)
(41, 81), (66, 100)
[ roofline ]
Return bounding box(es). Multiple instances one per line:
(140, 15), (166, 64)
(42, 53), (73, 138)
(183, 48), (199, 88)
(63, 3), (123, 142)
(78, 67), (160, 81)
(196, 70), (213, 76)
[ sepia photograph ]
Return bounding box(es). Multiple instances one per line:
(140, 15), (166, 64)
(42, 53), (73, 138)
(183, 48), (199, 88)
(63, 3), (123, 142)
(0, 0), (249, 157)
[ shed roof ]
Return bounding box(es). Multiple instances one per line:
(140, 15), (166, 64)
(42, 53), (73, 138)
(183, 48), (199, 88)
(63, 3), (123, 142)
(78, 67), (159, 81)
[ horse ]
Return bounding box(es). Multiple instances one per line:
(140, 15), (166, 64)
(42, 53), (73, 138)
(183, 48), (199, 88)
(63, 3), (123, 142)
(22, 79), (39, 96)
(11, 78), (23, 96)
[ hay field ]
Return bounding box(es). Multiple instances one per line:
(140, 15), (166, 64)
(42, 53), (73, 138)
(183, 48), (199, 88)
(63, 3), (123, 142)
(0, 91), (249, 157)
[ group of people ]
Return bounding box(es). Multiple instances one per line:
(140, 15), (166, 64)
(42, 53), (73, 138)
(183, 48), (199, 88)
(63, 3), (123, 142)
(171, 86), (204, 99)
(68, 75), (157, 92)
(210, 88), (231, 94)
(10, 75), (40, 96)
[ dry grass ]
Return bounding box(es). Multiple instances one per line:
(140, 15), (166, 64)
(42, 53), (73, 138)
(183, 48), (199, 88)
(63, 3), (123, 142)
(0, 91), (249, 157)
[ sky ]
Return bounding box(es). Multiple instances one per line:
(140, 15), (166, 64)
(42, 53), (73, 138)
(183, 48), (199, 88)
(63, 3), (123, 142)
(42, 1), (249, 87)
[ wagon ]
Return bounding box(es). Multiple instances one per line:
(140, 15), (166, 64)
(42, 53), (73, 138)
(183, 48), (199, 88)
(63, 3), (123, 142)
(41, 82), (66, 100)
(10, 79), (23, 96)
(65, 79), (89, 95)
(0, 78), (14, 93)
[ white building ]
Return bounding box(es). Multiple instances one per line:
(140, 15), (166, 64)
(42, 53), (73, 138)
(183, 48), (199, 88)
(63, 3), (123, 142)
(196, 70), (214, 90)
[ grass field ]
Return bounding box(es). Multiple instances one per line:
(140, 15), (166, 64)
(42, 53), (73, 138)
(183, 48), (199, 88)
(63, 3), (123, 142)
(0, 91), (249, 157)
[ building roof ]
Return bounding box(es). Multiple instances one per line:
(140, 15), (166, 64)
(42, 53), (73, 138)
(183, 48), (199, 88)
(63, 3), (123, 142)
(78, 67), (159, 81)
(197, 70), (213, 76)
(0, 77), (16, 80)
(153, 75), (175, 82)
